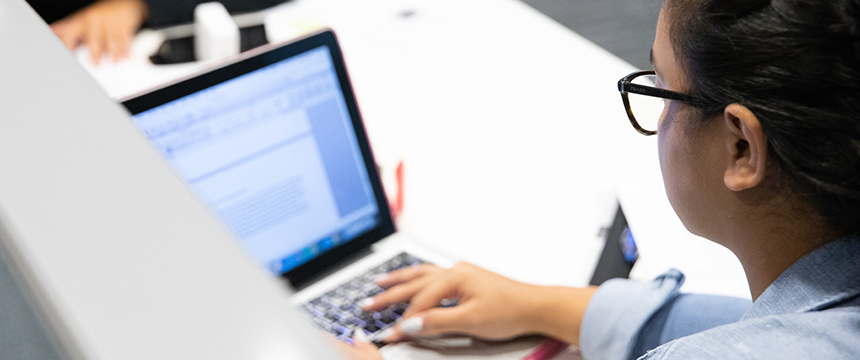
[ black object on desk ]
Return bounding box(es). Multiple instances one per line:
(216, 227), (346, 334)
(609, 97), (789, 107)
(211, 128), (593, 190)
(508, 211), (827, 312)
(150, 24), (269, 64)
(589, 205), (638, 286)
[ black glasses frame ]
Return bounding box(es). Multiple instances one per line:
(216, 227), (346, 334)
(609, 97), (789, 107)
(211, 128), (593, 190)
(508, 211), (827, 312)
(617, 70), (698, 136)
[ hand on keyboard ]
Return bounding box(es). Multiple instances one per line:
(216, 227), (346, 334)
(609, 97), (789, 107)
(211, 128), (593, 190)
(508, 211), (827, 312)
(359, 262), (543, 343)
(303, 253), (422, 344)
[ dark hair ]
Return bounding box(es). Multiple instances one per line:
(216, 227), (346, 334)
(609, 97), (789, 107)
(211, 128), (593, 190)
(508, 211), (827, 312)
(666, 0), (860, 232)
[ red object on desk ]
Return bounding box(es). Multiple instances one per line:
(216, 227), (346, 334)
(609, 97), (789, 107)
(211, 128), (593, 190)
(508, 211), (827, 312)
(390, 160), (404, 220)
(522, 338), (569, 360)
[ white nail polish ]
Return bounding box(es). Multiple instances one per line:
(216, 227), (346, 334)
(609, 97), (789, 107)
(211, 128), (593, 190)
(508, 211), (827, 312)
(354, 329), (368, 342)
(357, 298), (374, 308)
(415, 337), (473, 348)
(399, 317), (424, 334)
(375, 274), (389, 283)
(370, 328), (395, 342)
(440, 297), (459, 307)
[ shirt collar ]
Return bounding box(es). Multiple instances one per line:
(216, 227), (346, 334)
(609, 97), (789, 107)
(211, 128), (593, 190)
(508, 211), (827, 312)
(741, 234), (860, 320)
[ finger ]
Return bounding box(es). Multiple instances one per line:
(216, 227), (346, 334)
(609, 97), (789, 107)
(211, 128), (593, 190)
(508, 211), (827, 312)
(401, 277), (458, 319)
(85, 18), (106, 65)
(352, 332), (377, 352)
(105, 19), (134, 61)
(386, 305), (473, 341)
(377, 264), (436, 288)
(115, 30), (134, 60)
(361, 276), (433, 311)
(104, 22), (122, 61)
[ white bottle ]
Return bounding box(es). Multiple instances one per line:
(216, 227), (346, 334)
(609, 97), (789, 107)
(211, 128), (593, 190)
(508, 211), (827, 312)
(194, 2), (240, 61)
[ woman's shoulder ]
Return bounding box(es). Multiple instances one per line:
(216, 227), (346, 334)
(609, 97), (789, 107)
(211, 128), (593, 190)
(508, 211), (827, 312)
(641, 307), (860, 360)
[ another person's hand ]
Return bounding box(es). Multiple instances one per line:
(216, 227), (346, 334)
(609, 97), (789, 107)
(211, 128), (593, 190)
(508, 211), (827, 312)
(50, 0), (148, 65)
(362, 262), (558, 343)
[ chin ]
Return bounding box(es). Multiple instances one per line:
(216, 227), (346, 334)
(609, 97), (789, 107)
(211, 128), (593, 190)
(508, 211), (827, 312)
(667, 195), (699, 235)
(662, 179), (712, 240)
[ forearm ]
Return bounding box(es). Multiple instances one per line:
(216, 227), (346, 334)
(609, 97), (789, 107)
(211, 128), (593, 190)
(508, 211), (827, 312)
(522, 285), (598, 346)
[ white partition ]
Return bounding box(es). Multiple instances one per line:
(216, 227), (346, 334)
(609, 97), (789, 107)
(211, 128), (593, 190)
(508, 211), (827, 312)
(0, 1), (341, 359)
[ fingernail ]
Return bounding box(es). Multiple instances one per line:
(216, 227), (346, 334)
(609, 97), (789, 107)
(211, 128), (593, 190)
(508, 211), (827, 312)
(373, 328), (395, 342)
(375, 274), (389, 283)
(440, 297), (459, 307)
(357, 298), (374, 308)
(354, 329), (368, 342)
(415, 337), (473, 348)
(399, 317), (424, 335)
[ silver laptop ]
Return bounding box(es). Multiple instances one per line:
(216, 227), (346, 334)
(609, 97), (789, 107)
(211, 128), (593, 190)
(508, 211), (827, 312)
(121, 29), (454, 346)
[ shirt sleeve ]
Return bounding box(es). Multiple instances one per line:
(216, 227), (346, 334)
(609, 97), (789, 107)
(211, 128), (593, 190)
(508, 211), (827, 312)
(579, 270), (685, 360)
(630, 292), (751, 359)
(579, 270), (752, 360)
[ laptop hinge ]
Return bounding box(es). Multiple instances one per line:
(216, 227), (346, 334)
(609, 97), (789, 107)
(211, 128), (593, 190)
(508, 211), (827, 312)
(289, 246), (375, 291)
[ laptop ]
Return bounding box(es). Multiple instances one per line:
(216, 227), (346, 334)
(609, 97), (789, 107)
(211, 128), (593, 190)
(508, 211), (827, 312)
(120, 29), (454, 345)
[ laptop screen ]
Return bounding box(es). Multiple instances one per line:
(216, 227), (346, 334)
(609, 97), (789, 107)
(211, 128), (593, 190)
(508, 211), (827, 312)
(127, 43), (383, 276)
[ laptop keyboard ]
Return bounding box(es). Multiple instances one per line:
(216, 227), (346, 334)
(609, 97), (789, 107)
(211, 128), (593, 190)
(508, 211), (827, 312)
(302, 252), (426, 344)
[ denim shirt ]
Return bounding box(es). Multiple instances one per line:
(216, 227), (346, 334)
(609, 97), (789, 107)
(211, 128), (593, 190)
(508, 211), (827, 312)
(580, 235), (860, 360)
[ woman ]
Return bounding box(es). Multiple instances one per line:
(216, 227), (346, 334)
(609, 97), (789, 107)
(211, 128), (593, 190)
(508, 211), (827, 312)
(342, 0), (860, 359)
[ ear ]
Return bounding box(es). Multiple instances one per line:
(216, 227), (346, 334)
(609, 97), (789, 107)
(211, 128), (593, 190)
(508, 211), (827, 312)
(723, 104), (767, 191)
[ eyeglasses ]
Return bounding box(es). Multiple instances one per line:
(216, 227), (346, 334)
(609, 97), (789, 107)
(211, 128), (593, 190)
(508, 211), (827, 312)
(617, 70), (697, 135)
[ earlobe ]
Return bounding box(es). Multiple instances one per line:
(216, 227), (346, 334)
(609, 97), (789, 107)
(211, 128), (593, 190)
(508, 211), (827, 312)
(723, 104), (767, 191)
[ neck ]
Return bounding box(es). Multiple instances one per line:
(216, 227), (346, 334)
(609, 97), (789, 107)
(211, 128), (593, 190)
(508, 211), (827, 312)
(727, 217), (838, 301)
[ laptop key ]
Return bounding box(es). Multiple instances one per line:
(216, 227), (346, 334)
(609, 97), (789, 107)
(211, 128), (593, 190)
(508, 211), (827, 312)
(361, 273), (375, 283)
(350, 317), (367, 328)
(323, 310), (338, 321)
(335, 312), (351, 323)
(364, 322), (380, 333)
(336, 325), (351, 336)
(378, 313), (397, 325)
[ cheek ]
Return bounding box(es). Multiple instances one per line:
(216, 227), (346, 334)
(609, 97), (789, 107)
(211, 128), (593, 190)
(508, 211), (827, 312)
(657, 103), (686, 201)
(658, 116), (686, 213)
(657, 107), (708, 235)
